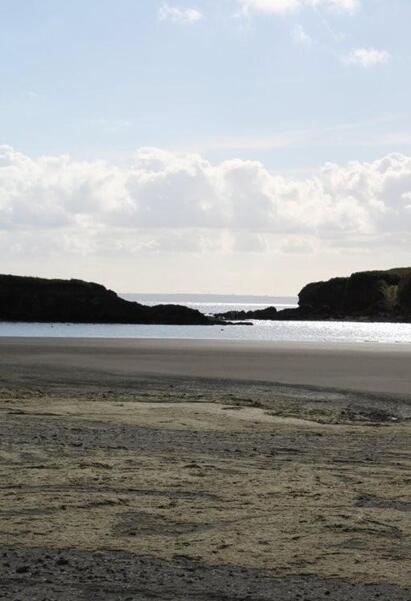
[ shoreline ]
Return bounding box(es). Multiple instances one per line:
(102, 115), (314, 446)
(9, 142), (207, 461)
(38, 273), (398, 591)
(2, 334), (411, 349)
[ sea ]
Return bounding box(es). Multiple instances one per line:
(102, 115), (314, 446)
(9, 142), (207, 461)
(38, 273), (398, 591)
(1, 293), (411, 345)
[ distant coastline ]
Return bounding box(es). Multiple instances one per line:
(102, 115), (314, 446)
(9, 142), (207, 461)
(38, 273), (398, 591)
(121, 293), (298, 305)
(1, 268), (411, 326)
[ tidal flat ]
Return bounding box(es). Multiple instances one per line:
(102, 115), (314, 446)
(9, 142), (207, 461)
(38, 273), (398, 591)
(0, 369), (410, 600)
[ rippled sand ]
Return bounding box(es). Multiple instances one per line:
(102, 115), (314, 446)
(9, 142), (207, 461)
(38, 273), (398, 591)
(0, 339), (410, 599)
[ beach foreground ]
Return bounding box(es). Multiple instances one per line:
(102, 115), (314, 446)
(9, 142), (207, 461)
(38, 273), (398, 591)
(0, 338), (410, 600)
(1, 337), (411, 395)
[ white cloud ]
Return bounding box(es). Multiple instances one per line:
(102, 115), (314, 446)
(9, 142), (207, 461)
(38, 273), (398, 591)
(159, 3), (203, 24)
(0, 146), (410, 259)
(291, 24), (312, 45)
(343, 47), (390, 67)
(238, 0), (360, 16)
(321, 0), (359, 11)
(239, 0), (300, 14)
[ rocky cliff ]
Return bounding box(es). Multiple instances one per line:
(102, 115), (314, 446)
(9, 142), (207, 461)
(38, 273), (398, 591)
(0, 275), (221, 325)
(216, 268), (411, 323)
(297, 268), (411, 321)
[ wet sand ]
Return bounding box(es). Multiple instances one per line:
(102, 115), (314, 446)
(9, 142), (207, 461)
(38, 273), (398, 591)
(1, 337), (411, 395)
(0, 337), (410, 600)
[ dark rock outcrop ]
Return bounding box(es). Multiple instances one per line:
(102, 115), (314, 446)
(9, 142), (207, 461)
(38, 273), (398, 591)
(0, 275), (221, 325)
(297, 267), (411, 321)
(398, 272), (411, 313)
(215, 267), (411, 323)
(214, 306), (278, 321)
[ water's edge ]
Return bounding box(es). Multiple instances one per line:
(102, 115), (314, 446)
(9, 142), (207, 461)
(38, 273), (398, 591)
(1, 297), (410, 344)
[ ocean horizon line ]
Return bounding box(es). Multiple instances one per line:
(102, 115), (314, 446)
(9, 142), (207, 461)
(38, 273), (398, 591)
(121, 293), (298, 303)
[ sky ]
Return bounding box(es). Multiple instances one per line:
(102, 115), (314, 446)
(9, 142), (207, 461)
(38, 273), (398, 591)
(1, 0), (411, 295)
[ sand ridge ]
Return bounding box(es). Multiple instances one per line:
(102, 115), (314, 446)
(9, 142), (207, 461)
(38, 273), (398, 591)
(0, 383), (410, 599)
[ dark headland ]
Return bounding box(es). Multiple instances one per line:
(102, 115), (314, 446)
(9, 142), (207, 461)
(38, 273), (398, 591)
(216, 267), (411, 323)
(1, 268), (411, 326)
(0, 274), (222, 325)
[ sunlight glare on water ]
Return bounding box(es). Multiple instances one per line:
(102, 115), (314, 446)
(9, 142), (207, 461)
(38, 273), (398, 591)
(1, 297), (411, 344)
(1, 319), (411, 345)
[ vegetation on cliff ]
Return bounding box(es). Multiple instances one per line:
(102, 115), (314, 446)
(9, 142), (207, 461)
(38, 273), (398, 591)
(2, 269), (411, 326)
(297, 268), (411, 320)
(216, 268), (411, 323)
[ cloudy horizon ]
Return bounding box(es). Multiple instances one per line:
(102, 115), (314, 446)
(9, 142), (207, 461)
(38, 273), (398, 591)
(1, 1), (410, 295)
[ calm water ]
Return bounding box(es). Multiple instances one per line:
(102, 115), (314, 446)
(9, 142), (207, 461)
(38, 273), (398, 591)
(1, 294), (411, 345)
(122, 294), (297, 316)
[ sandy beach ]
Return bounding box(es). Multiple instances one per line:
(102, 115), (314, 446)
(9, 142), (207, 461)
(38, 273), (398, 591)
(1, 337), (411, 395)
(3, 0), (411, 598)
(0, 338), (410, 600)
